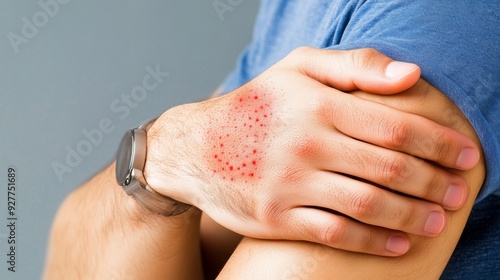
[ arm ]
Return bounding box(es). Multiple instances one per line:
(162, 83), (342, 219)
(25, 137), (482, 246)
(217, 79), (486, 279)
(43, 163), (203, 280)
(44, 48), (479, 279)
(145, 49), (478, 257)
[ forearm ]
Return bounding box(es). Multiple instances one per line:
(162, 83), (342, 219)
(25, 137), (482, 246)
(43, 163), (203, 280)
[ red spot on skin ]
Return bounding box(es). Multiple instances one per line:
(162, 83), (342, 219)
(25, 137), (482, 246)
(203, 90), (275, 183)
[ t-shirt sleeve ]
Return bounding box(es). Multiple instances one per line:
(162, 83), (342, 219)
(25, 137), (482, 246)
(321, 0), (500, 202)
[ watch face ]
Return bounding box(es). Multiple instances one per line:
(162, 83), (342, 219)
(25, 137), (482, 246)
(116, 130), (134, 186)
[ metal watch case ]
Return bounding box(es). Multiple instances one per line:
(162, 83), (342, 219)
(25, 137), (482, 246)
(115, 122), (191, 216)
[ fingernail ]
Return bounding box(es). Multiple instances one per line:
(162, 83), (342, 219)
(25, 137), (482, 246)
(444, 184), (465, 209)
(385, 61), (419, 79)
(386, 235), (410, 254)
(456, 147), (479, 169)
(424, 212), (446, 235)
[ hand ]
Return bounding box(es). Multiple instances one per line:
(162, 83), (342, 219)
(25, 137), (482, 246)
(144, 48), (479, 256)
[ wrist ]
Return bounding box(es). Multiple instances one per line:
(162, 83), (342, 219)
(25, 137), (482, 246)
(107, 163), (201, 227)
(116, 116), (193, 216)
(143, 103), (209, 207)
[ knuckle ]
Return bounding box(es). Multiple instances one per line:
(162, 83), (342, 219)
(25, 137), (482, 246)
(292, 46), (314, 57)
(310, 93), (327, 112)
(351, 48), (380, 71)
(376, 156), (411, 185)
(431, 131), (456, 162)
(358, 232), (379, 252)
(382, 119), (412, 149)
(286, 46), (318, 73)
(287, 133), (322, 158)
(392, 205), (420, 229)
(320, 219), (347, 245)
(421, 171), (443, 199)
(259, 197), (287, 226)
(348, 190), (380, 218)
(313, 92), (343, 123)
(303, 92), (326, 118)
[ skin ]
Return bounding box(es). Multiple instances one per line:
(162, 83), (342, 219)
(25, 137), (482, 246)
(43, 48), (482, 278)
(217, 79), (486, 279)
(145, 48), (477, 256)
(43, 164), (203, 280)
(204, 91), (275, 184)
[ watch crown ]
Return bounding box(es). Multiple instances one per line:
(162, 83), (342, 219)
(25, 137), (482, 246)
(125, 176), (131, 185)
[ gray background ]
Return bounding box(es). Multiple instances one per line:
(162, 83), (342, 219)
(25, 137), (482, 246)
(0, 1), (259, 279)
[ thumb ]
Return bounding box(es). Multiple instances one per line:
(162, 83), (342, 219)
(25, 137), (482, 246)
(289, 47), (421, 94)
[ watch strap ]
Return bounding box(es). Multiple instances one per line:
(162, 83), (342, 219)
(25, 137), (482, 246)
(126, 178), (192, 216)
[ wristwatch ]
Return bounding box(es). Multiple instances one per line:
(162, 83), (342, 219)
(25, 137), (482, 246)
(115, 118), (191, 216)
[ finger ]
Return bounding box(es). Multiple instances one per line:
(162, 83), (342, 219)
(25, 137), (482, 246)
(321, 90), (480, 170)
(311, 132), (468, 210)
(282, 207), (410, 256)
(288, 47), (421, 94)
(303, 171), (447, 237)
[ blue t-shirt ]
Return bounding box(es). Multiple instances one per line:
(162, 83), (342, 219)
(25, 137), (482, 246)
(222, 0), (500, 278)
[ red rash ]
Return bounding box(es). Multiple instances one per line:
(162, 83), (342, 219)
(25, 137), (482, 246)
(204, 90), (274, 183)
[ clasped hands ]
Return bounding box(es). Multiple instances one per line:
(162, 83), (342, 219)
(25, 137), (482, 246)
(143, 47), (479, 256)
